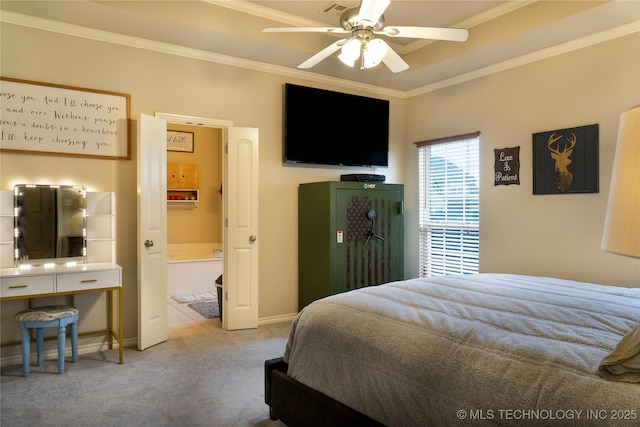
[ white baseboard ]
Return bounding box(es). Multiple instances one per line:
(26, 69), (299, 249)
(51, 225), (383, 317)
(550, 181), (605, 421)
(258, 313), (297, 326)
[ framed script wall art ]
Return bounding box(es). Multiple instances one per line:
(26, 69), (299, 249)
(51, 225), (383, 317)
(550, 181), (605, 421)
(167, 130), (194, 153)
(532, 124), (599, 195)
(0, 77), (131, 159)
(494, 146), (520, 186)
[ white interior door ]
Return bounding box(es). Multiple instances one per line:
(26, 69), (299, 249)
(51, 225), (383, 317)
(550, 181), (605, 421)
(223, 127), (259, 330)
(137, 113), (168, 350)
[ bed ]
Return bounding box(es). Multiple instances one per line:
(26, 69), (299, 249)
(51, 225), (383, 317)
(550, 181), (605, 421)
(265, 274), (640, 426)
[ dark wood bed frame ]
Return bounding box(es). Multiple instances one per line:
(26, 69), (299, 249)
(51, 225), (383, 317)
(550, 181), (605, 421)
(265, 357), (384, 426)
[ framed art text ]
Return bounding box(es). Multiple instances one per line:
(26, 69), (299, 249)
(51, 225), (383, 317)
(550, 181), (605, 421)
(0, 77), (131, 159)
(167, 130), (194, 153)
(494, 146), (520, 186)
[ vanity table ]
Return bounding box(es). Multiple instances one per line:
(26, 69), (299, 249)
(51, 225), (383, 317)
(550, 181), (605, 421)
(0, 262), (124, 364)
(0, 186), (123, 364)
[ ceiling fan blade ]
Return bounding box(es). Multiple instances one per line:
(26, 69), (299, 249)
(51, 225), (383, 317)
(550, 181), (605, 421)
(298, 40), (344, 69)
(358, 0), (390, 26)
(381, 44), (409, 73)
(263, 27), (348, 34)
(380, 26), (468, 42)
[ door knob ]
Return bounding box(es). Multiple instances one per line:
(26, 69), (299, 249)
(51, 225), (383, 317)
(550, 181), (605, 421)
(144, 240), (154, 248)
(249, 235), (257, 243)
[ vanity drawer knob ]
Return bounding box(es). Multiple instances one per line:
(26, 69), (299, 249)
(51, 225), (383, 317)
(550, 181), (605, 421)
(80, 279), (98, 283)
(8, 285), (29, 289)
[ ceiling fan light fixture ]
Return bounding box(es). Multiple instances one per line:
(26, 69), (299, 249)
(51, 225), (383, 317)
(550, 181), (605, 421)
(338, 52), (356, 67)
(338, 38), (361, 67)
(363, 38), (388, 68)
(264, 0), (468, 73)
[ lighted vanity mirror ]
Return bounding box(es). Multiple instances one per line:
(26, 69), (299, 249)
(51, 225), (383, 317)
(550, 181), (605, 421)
(14, 184), (86, 266)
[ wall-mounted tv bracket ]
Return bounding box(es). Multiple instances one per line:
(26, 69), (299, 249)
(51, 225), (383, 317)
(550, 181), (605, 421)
(364, 209), (384, 244)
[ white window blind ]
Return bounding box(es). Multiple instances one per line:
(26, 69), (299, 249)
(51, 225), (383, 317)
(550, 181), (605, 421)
(417, 133), (480, 277)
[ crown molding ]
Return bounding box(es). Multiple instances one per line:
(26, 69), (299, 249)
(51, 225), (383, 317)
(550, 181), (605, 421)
(407, 20), (640, 98)
(2, 11), (637, 100)
(0, 11), (405, 98)
(397, 0), (536, 55)
(203, 0), (327, 27)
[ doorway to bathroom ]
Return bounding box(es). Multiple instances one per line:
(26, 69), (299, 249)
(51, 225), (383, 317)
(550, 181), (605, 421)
(165, 123), (224, 337)
(138, 113), (259, 348)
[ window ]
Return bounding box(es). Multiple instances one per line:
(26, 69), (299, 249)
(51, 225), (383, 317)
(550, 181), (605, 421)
(417, 132), (480, 277)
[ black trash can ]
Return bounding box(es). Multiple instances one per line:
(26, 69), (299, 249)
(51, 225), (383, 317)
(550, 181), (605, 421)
(215, 274), (223, 322)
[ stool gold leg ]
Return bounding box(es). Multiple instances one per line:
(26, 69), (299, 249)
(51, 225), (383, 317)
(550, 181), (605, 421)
(118, 288), (123, 364)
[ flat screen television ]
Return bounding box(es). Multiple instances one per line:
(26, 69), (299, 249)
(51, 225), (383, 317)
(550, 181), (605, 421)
(283, 83), (389, 167)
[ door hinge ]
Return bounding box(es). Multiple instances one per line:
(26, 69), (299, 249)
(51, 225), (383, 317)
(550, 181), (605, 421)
(225, 143), (228, 154)
(398, 201), (404, 214)
(225, 218), (228, 227)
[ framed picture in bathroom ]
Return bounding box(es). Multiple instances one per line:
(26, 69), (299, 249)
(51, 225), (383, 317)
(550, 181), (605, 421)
(167, 130), (194, 153)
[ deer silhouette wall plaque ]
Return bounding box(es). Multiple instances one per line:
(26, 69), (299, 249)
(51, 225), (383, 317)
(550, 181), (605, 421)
(532, 124), (599, 195)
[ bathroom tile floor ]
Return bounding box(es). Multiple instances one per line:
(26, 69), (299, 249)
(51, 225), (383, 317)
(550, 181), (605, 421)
(167, 297), (223, 339)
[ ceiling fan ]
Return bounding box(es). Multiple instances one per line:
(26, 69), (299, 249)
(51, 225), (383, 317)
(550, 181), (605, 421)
(263, 0), (468, 73)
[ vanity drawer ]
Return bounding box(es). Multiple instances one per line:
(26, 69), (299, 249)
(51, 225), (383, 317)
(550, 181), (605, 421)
(56, 269), (121, 292)
(0, 275), (55, 298)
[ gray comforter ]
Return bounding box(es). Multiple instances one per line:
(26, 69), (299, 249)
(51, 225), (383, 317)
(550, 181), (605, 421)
(284, 274), (640, 426)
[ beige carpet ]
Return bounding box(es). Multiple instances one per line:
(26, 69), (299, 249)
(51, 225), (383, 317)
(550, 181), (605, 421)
(1, 322), (291, 426)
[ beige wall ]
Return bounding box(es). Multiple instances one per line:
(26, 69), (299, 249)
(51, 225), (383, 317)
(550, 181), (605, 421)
(0, 23), (405, 344)
(167, 124), (222, 245)
(404, 33), (640, 288)
(1, 22), (638, 351)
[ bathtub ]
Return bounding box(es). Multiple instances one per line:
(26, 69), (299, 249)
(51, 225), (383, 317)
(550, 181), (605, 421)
(167, 243), (223, 297)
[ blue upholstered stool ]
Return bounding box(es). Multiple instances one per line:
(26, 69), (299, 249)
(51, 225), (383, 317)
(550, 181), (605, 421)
(15, 305), (79, 377)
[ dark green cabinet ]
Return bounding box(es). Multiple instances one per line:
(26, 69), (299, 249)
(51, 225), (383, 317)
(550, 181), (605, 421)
(298, 181), (404, 310)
